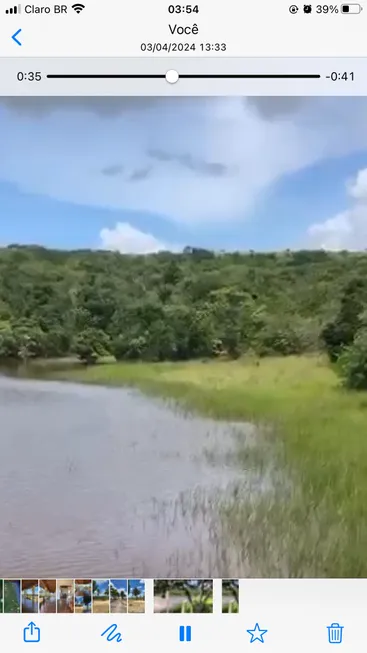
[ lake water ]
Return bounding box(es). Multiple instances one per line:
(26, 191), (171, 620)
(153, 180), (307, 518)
(0, 372), (258, 577)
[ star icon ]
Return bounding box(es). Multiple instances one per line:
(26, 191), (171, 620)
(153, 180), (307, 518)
(247, 623), (268, 643)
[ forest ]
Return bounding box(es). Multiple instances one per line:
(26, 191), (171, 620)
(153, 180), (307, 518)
(0, 244), (367, 385)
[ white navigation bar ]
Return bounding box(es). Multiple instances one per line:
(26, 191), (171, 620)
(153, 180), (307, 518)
(0, 0), (366, 57)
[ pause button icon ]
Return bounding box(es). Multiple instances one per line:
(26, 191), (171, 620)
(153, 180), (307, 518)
(179, 626), (192, 642)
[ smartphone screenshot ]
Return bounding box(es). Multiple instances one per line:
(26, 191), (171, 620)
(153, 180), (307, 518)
(0, 0), (366, 650)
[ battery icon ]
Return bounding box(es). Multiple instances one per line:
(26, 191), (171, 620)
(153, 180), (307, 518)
(341, 3), (362, 11)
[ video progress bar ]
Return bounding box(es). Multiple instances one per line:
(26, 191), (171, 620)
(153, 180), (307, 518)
(46, 73), (321, 79)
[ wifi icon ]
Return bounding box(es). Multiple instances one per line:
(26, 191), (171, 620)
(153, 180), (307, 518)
(72, 3), (85, 12)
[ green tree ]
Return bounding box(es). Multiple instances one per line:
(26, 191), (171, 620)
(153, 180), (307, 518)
(1, 244), (367, 366)
(131, 587), (141, 599)
(111, 334), (148, 361)
(109, 584), (119, 599)
(339, 328), (367, 389)
(0, 328), (18, 359)
(321, 278), (367, 361)
(73, 328), (110, 364)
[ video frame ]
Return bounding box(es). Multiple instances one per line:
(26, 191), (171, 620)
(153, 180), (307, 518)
(0, 96), (366, 579)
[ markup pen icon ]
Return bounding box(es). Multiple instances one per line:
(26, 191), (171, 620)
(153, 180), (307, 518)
(101, 624), (122, 643)
(327, 623), (344, 644)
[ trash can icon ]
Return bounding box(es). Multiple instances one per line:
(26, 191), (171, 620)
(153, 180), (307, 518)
(327, 623), (344, 644)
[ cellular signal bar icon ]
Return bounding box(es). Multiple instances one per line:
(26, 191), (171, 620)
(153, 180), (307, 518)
(5, 4), (21, 13)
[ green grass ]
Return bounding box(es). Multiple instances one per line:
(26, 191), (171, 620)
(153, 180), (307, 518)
(171, 598), (213, 613)
(4, 581), (20, 613)
(222, 602), (239, 613)
(44, 354), (367, 577)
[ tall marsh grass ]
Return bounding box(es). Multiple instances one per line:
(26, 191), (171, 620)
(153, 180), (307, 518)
(47, 355), (367, 576)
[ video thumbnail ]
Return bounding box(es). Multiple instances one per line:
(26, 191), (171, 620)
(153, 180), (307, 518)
(75, 580), (92, 613)
(21, 580), (39, 614)
(154, 580), (213, 613)
(39, 580), (57, 613)
(4, 580), (20, 613)
(128, 580), (145, 613)
(0, 96), (367, 580)
(110, 580), (127, 613)
(92, 579), (110, 613)
(56, 580), (74, 614)
(222, 579), (239, 613)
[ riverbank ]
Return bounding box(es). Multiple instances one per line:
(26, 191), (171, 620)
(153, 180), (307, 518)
(42, 354), (367, 577)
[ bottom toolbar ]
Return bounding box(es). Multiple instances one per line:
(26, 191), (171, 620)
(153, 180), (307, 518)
(2, 616), (349, 648)
(0, 580), (365, 651)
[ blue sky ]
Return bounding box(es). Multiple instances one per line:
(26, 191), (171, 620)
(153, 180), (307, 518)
(128, 580), (145, 597)
(110, 579), (127, 593)
(93, 579), (109, 594)
(1, 96), (367, 252)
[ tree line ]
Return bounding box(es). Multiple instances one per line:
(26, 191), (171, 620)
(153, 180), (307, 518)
(0, 244), (367, 386)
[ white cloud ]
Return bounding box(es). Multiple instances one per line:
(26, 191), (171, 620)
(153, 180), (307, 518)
(99, 222), (179, 254)
(308, 168), (367, 250)
(2, 97), (367, 227)
(349, 168), (367, 201)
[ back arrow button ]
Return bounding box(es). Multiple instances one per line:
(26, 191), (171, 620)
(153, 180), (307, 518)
(12, 29), (22, 46)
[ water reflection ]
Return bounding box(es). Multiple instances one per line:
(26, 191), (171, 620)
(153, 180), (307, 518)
(0, 368), (257, 577)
